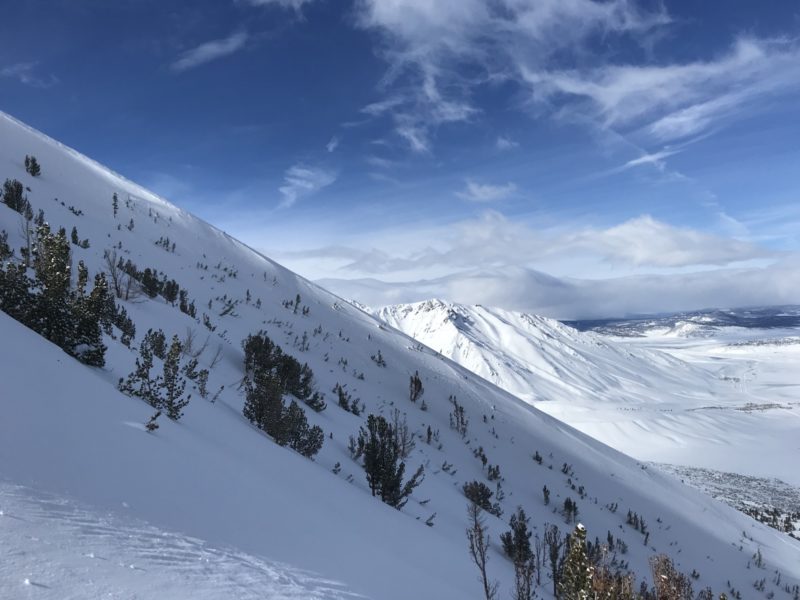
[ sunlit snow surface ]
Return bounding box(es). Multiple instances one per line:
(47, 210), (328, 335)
(2, 110), (800, 599)
(0, 483), (363, 600)
(380, 301), (800, 485)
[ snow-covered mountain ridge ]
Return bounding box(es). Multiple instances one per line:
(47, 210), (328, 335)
(378, 299), (800, 488)
(378, 299), (712, 406)
(2, 111), (800, 599)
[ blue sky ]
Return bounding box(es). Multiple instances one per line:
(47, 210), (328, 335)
(2, 0), (799, 316)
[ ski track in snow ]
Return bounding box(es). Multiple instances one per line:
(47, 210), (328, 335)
(0, 483), (364, 600)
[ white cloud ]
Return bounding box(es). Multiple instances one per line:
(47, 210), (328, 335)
(278, 164), (337, 208)
(274, 210), (772, 281)
(456, 180), (517, 202)
(1, 62), (58, 88)
(353, 1), (800, 154)
(578, 215), (770, 268)
(171, 32), (249, 72)
(365, 155), (401, 169)
(395, 122), (431, 153)
(354, 0), (670, 152)
(361, 97), (406, 117)
(316, 259), (800, 320)
(326, 136), (340, 153)
(522, 37), (800, 141)
(620, 148), (680, 171)
(495, 136), (519, 151)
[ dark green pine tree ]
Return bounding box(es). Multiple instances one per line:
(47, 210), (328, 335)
(25, 155), (41, 176)
(179, 289), (189, 314)
(2, 178), (28, 213)
(500, 507), (535, 600)
(360, 414), (392, 497)
(243, 365), (284, 433)
(0, 230), (11, 261)
(115, 306), (136, 347)
(161, 335), (190, 420)
(463, 481), (496, 514)
(119, 335), (160, 407)
(161, 279), (179, 305)
(144, 328), (167, 360)
(558, 523), (593, 600)
(0, 262), (34, 324)
(358, 414), (424, 508)
(94, 274), (117, 335)
(140, 268), (160, 298)
(112, 193), (119, 218)
(501, 507), (532, 562)
(68, 261), (106, 367)
(282, 400), (324, 457)
(31, 224), (73, 349)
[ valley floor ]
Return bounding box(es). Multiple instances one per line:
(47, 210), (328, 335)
(537, 326), (800, 485)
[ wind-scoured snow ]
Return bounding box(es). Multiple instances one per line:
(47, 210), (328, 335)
(2, 111), (800, 599)
(0, 482), (364, 600)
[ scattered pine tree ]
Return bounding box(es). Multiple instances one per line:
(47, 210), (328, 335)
(356, 414), (424, 508)
(24, 155), (41, 176)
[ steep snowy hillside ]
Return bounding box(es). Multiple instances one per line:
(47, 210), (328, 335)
(379, 300), (800, 487)
(2, 110), (800, 599)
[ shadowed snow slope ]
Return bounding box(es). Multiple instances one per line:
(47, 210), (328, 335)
(2, 111), (800, 599)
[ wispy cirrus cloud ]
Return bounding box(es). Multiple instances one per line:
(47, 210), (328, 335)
(365, 155), (402, 169)
(456, 180), (517, 202)
(495, 136), (519, 151)
(278, 164), (337, 208)
(1, 62), (58, 88)
(523, 37), (800, 142)
(622, 149), (681, 170)
(326, 136), (340, 153)
(352, 0), (800, 159)
(171, 32), (249, 72)
(353, 0), (669, 152)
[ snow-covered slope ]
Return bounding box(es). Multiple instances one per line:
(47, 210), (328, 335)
(378, 300), (800, 486)
(378, 299), (713, 406)
(2, 111), (800, 599)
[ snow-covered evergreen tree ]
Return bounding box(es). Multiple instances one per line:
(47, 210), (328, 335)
(69, 261), (107, 366)
(559, 523), (592, 600)
(161, 335), (189, 420)
(31, 224), (73, 350)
